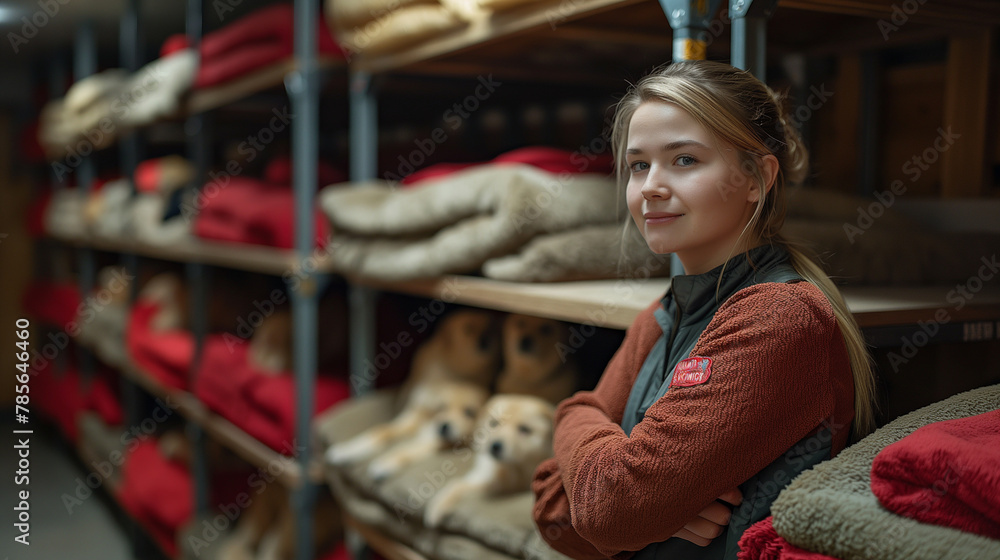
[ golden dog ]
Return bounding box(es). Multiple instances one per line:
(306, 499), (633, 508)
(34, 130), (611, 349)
(495, 314), (578, 405)
(325, 380), (490, 481)
(402, 309), (502, 398)
(424, 394), (555, 527)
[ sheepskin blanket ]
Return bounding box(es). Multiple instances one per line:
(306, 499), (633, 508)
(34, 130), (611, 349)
(769, 383), (1000, 560)
(316, 390), (571, 560)
(319, 165), (620, 282)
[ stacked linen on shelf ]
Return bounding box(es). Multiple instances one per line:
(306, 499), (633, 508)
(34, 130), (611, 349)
(126, 300), (195, 391)
(161, 3), (344, 89)
(326, 0), (467, 56)
(192, 177), (332, 250)
(32, 361), (124, 443)
(119, 437), (252, 558)
(193, 334), (351, 453)
(20, 280), (81, 328)
(870, 409), (1000, 540)
(738, 384), (1000, 560)
(318, 146), (673, 282)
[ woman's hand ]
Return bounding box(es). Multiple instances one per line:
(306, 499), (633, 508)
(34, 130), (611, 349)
(671, 488), (743, 547)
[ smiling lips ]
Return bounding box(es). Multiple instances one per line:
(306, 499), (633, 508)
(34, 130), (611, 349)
(644, 212), (682, 224)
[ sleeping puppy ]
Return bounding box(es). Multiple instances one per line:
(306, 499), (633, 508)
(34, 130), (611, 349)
(247, 310), (293, 374)
(495, 314), (578, 405)
(325, 380), (489, 481)
(424, 393), (555, 527)
(403, 309), (502, 398)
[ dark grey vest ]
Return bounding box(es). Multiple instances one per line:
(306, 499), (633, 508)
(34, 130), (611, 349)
(619, 245), (832, 560)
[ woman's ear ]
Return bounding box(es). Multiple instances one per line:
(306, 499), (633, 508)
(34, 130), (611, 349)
(747, 154), (780, 203)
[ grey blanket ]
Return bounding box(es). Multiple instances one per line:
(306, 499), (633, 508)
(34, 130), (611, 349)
(771, 383), (1000, 560)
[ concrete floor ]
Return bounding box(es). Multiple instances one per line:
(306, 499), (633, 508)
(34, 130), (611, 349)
(1, 419), (133, 560)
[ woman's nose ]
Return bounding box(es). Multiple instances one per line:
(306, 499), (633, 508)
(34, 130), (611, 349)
(641, 166), (671, 199)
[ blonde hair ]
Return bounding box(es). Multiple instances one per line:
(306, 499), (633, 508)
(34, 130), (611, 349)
(612, 60), (877, 440)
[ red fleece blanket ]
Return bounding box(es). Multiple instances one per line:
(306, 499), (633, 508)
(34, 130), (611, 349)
(21, 281), (81, 327)
(400, 146), (615, 186)
(119, 439), (252, 557)
(126, 301), (194, 391)
(193, 335), (350, 452)
(33, 361), (124, 440)
(871, 409), (1000, 539)
(738, 517), (841, 560)
(161, 4), (344, 89)
(193, 178), (330, 249)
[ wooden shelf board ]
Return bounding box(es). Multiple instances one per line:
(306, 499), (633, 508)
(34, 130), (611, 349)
(361, 275), (670, 330)
(184, 56), (344, 116)
(51, 232), (334, 276)
(352, 0), (647, 74)
(119, 362), (304, 489)
(841, 286), (1000, 328)
(343, 513), (430, 560)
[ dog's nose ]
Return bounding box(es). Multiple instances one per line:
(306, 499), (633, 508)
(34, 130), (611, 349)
(490, 441), (503, 459)
(439, 423), (453, 440)
(518, 335), (535, 353)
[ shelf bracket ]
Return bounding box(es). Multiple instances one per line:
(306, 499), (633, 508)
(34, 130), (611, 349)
(659, 0), (724, 62)
(729, 0), (778, 80)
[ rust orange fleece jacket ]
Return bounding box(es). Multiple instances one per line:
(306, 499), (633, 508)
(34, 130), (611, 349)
(532, 282), (855, 559)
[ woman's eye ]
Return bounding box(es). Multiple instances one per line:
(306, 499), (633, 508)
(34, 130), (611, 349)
(628, 161), (648, 173)
(676, 156), (697, 166)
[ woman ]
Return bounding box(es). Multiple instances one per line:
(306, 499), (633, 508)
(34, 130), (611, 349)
(531, 60), (877, 560)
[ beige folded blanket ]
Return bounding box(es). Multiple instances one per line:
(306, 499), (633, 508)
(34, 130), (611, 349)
(771, 383), (1000, 560)
(319, 165), (619, 281)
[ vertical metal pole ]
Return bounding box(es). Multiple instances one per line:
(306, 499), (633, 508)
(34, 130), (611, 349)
(660, 0), (723, 276)
(289, 1), (320, 559)
(729, 0), (778, 80)
(858, 52), (880, 197)
(349, 71), (379, 397)
(73, 22), (97, 381)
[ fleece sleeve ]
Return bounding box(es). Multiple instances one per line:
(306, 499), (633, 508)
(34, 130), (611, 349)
(554, 282), (846, 557)
(532, 301), (663, 560)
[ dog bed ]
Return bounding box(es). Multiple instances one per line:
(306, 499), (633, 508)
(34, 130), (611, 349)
(870, 408), (1000, 539)
(319, 163), (618, 281)
(767, 383), (1000, 560)
(316, 389), (572, 560)
(194, 335), (351, 452)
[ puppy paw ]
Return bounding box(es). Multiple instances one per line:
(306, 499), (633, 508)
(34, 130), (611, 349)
(423, 484), (459, 528)
(325, 437), (374, 465)
(367, 455), (403, 481)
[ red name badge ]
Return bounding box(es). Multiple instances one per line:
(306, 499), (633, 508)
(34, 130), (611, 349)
(671, 357), (713, 387)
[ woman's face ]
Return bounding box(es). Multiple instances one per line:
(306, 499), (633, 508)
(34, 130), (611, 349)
(625, 101), (764, 275)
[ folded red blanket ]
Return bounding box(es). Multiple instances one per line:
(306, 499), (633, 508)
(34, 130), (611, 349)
(161, 4), (343, 88)
(193, 178), (329, 249)
(126, 301), (194, 390)
(85, 371), (124, 427)
(119, 440), (191, 557)
(33, 361), (86, 441)
(400, 146), (615, 186)
(194, 335), (351, 452)
(21, 281), (81, 327)
(738, 517), (841, 560)
(871, 409), (1000, 539)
